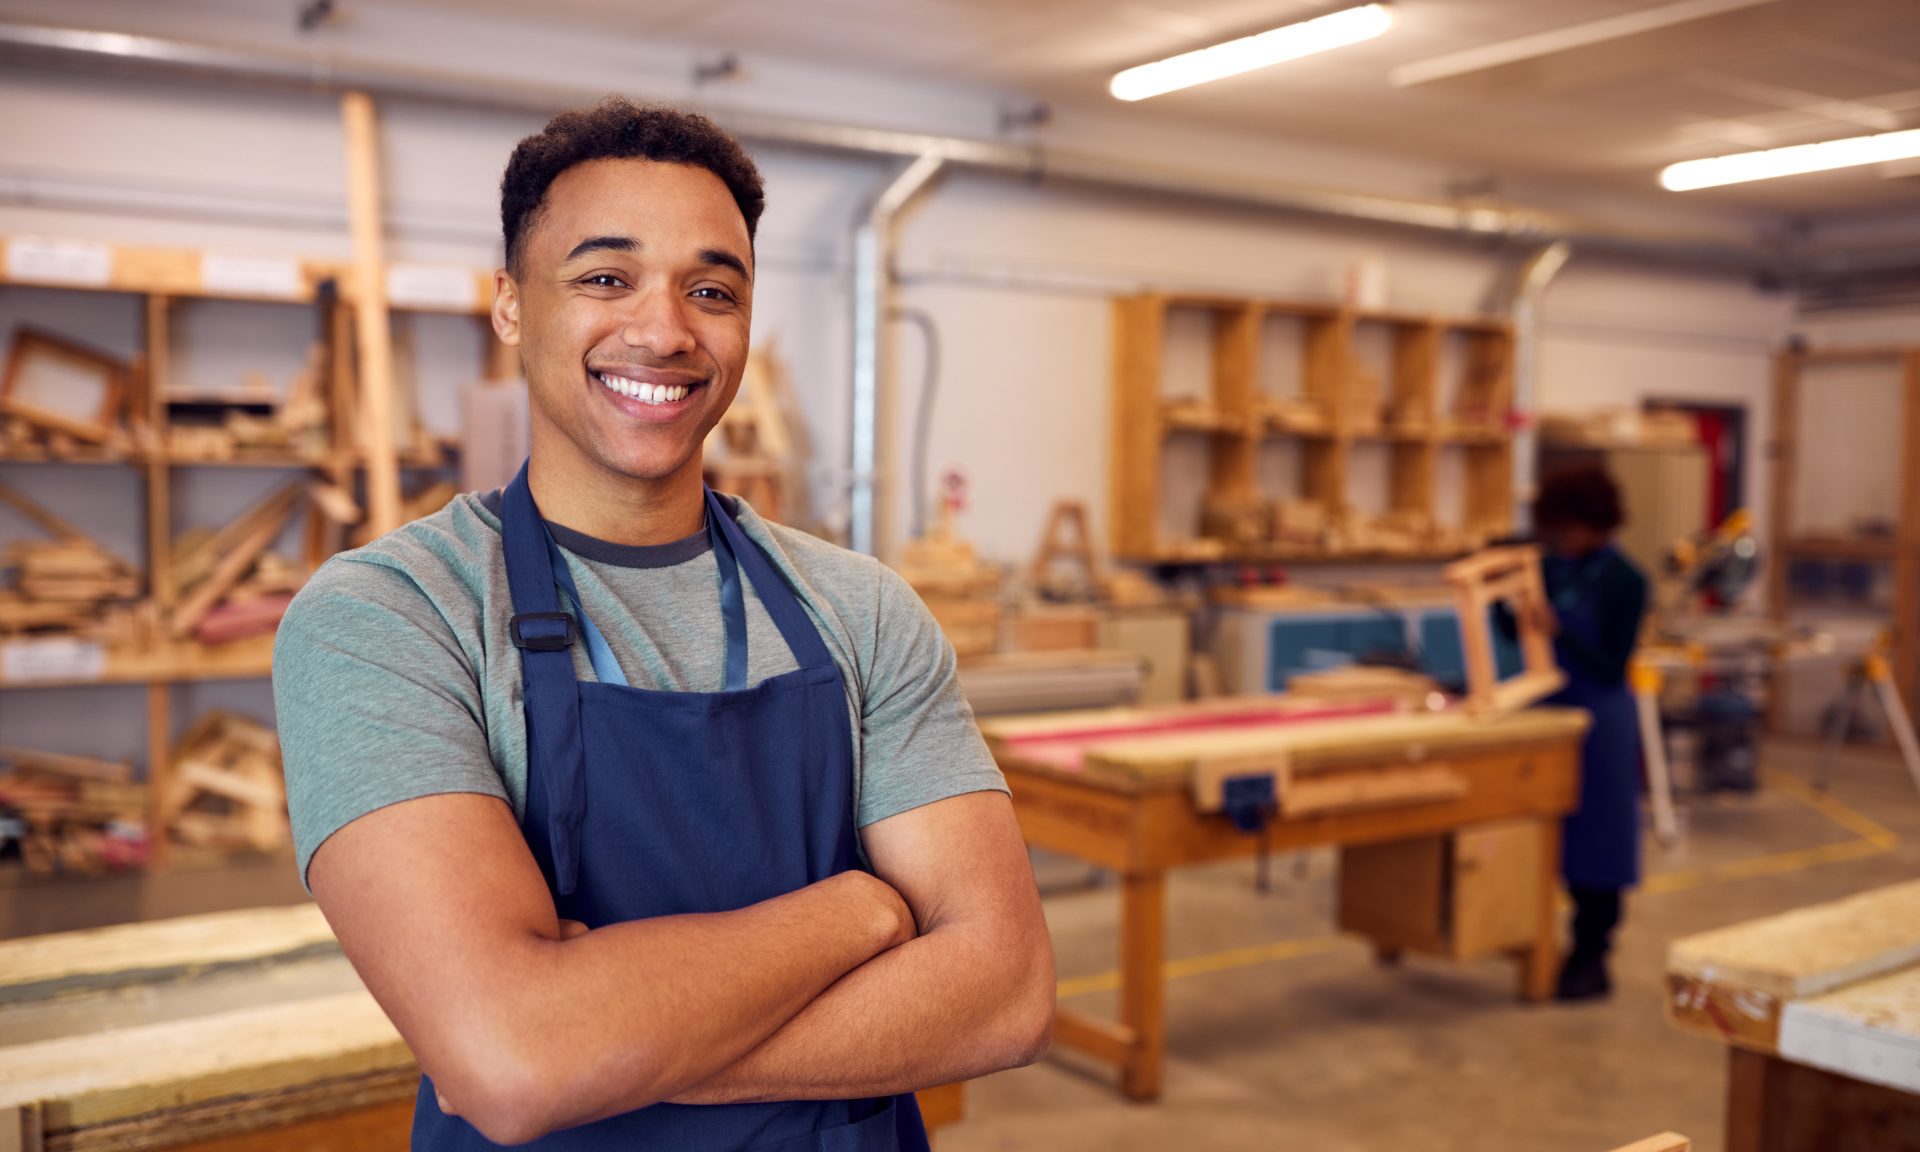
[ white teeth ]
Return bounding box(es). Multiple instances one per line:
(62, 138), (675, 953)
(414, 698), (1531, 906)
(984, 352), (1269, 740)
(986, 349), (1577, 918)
(598, 372), (692, 405)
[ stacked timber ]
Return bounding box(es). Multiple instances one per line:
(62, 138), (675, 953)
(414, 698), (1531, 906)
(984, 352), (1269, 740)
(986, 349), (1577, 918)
(0, 480), (144, 639)
(169, 483), (313, 645)
(166, 350), (332, 463)
(0, 745), (146, 873)
(164, 712), (290, 853)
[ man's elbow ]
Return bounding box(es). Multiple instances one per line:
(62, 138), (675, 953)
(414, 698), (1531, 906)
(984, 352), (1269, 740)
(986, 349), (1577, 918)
(431, 1034), (673, 1145)
(988, 949), (1057, 1069)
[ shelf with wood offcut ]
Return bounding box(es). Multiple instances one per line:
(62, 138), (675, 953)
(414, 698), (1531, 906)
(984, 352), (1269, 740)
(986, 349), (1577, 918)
(1112, 293), (1518, 565)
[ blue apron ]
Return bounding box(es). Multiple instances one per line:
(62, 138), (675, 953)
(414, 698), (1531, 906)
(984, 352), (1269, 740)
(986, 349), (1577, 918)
(1543, 546), (1641, 891)
(413, 464), (930, 1151)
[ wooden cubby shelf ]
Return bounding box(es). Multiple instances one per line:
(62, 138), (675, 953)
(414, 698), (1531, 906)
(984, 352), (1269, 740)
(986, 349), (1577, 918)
(1110, 293), (1518, 565)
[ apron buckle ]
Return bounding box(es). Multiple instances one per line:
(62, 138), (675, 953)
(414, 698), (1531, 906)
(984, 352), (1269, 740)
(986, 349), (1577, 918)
(511, 611), (576, 651)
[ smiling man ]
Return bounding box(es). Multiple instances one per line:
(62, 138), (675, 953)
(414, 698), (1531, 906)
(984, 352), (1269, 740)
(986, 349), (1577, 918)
(274, 100), (1054, 1150)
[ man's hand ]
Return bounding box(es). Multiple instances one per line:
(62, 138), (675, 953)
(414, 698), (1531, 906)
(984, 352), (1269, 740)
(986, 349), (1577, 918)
(310, 794), (915, 1144)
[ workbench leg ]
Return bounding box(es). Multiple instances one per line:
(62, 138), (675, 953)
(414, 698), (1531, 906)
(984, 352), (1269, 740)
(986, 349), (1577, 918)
(1724, 1047), (1767, 1152)
(1119, 871), (1166, 1101)
(1520, 817), (1560, 1002)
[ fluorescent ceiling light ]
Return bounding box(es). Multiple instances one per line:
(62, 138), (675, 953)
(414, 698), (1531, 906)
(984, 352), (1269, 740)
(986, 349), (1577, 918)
(1390, 0), (1781, 88)
(1111, 4), (1393, 102)
(1661, 128), (1920, 190)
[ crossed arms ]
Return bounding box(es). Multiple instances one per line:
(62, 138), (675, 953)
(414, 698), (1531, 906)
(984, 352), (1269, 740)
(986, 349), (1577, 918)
(308, 787), (1055, 1145)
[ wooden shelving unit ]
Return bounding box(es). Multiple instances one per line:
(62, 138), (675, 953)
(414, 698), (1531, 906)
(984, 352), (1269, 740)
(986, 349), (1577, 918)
(0, 94), (503, 873)
(1769, 346), (1920, 713)
(1110, 293), (1517, 564)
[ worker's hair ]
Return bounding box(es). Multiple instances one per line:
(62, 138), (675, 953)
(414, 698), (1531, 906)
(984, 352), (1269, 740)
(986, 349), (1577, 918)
(499, 97), (765, 276)
(1534, 465), (1625, 532)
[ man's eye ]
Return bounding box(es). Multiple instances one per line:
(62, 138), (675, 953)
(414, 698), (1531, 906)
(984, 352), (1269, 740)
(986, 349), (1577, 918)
(692, 287), (734, 302)
(583, 274), (627, 288)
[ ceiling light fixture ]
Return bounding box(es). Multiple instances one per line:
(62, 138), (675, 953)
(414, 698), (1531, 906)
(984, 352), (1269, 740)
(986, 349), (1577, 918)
(1661, 128), (1920, 190)
(1390, 0), (1781, 88)
(1110, 4), (1393, 102)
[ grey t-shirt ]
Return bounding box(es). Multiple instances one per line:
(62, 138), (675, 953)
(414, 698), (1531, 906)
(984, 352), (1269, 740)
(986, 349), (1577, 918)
(273, 490), (1005, 887)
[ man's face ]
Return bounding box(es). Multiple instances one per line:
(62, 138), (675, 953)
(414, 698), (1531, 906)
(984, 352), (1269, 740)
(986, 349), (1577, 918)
(500, 158), (753, 485)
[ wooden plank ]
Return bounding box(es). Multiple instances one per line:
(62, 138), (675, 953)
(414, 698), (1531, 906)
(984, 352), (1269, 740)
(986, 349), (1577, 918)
(1899, 348), (1920, 714)
(1118, 871), (1165, 1101)
(1285, 765), (1467, 817)
(0, 991), (410, 1128)
(1207, 304), (1259, 499)
(1110, 295), (1165, 560)
(0, 905), (335, 1003)
(341, 91), (402, 539)
(1605, 1135), (1689, 1152)
(1051, 1010), (1135, 1066)
(1666, 877), (1920, 1001)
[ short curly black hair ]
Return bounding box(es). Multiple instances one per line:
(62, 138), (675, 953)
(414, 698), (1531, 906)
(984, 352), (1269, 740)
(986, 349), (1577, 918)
(500, 98), (765, 276)
(1535, 465), (1625, 532)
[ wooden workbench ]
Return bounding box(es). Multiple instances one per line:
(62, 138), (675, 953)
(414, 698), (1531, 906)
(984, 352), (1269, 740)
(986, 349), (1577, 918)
(981, 699), (1589, 1101)
(0, 905), (969, 1150)
(1667, 879), (1920, 1151)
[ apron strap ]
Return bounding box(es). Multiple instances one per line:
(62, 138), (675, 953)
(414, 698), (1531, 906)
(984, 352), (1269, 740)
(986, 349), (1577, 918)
(501, 462), (588, 896)
(704, 487), (835, 672)
(542, 527), (631, 689)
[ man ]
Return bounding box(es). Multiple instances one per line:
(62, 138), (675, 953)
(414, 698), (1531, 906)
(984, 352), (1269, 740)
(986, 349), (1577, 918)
(275, 99), (1054, 1150)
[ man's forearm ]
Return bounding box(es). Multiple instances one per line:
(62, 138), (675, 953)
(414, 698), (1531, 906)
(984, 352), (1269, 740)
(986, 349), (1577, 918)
(666, 914), (1055, 1104)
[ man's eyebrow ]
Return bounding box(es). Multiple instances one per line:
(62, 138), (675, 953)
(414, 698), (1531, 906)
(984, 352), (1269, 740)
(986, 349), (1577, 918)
(562, 235), (637, 262)
(700, 248), (751, 282)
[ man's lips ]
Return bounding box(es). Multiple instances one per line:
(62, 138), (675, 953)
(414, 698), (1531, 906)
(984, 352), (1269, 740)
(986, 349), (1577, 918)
(592, 368), (703, 409)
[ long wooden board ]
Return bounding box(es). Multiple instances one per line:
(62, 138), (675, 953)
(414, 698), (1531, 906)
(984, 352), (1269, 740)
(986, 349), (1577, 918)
(0, 904), (335, 1004)
(1667, 878), (1920, 1054)
(0, 991), (410, 1129)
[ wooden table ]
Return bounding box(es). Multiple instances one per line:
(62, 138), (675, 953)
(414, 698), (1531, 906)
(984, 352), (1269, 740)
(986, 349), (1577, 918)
(982, 699), (1589, 1101)
(1667, 879), (1920, 1152)
(0, 905), (969, 1150)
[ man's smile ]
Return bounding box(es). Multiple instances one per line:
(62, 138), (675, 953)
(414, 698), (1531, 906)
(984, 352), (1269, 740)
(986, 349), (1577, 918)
(592, 367), (702, 410)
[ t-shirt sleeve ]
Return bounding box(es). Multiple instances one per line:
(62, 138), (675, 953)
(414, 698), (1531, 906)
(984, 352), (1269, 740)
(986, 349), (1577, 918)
(853, 564), (1007, 827)
(274, 556), (508, 890)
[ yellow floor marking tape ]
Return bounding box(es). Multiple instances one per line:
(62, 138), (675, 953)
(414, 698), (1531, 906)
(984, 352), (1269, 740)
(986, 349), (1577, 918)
(1641, 767), (1898, 896)
(1054, 767), (1901, 998)
(1057, 933), (1360, 999)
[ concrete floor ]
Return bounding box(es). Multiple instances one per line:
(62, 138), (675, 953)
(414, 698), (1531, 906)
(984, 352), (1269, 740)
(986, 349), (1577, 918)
(3, 740), (1916, 1152)
(944, 740), (1920, 1152)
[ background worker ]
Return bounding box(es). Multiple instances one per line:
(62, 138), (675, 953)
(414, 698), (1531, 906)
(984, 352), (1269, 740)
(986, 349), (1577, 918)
(1531, 465), (1651, 1001)
(275, 100), (1054, 1149)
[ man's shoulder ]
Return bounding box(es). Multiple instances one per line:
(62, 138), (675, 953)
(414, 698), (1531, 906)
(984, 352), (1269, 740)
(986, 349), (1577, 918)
(282, 495), (500, 633)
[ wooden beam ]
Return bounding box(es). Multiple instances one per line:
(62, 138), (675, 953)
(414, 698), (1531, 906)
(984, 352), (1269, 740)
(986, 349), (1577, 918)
(341, 91), (402, 539)
(1110, 295), (1165, 560)
(169, 496), (304, 639)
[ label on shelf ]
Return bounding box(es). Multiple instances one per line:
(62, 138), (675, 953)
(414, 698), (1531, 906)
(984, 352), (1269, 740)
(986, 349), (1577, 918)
(4, 236), (112, 287)
(3, 637), (105, 682)
(388, 263), (479, 310)
(201, 252), (305, 299)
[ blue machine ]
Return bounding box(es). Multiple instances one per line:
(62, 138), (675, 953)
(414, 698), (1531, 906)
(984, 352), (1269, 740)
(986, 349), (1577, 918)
(1259, 604), (1524, 693)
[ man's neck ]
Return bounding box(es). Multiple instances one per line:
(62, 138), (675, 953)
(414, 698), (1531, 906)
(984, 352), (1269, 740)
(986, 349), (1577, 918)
(525, 441), (707, 547)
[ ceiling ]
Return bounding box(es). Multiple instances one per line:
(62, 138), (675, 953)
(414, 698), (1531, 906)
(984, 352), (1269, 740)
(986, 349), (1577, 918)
(398, 0), (1920, 216)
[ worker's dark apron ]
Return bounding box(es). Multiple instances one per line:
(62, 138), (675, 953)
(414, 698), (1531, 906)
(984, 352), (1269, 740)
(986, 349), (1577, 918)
(1543, 546), (1642, 891)
(412, 464), (930, 1151)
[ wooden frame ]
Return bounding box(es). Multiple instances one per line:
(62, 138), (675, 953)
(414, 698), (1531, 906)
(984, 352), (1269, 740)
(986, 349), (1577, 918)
(1442, 545), (1564, 717)
(1109, 293), (1515, 563)
(1, 327), (126, 443)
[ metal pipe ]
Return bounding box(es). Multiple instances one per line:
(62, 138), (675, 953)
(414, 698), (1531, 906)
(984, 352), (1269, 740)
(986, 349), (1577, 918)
(0, 18), (1817, 275)
(850, 151), (944, 557)
(1508, 240), (1573, 533)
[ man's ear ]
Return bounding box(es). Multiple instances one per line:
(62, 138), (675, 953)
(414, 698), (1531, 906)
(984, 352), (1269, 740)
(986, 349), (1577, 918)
(492, 269), (522, 347)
